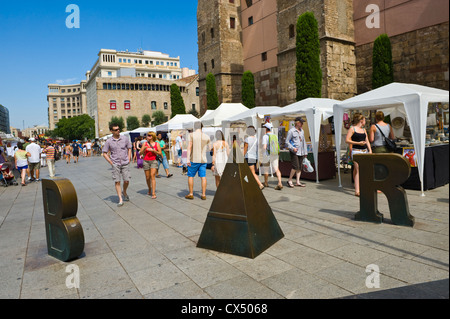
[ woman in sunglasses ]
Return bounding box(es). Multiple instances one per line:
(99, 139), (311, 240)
(140, 131), (162, 199)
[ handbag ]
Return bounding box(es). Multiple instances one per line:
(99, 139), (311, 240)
(302, 157), (314, 173)
(375, 124), (397, 152)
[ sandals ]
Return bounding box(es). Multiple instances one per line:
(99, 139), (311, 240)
(287, 181), (294, 188)
(185, 194), (194, 200)
(295, 183), (306, 187)
(167, 174), (173, 178)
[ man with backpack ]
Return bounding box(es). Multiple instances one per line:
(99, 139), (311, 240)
(261, 122), (283, 190)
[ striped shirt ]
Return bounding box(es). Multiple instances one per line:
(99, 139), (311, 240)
(44, 146), (56, 160)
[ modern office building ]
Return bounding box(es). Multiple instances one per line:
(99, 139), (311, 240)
(85, 49), (199, 137)
(197, 0), (448, 113)
(0, 104), (11, 134)
(47, 81), (87, 130)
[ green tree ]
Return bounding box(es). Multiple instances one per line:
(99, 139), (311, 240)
(170, 84), (186, 118)
(206, 73), (219, 110)
(126, 116), (140, 131)
(372, 34), (394, 89)
(52, 114), (95, 140)
(295, 12), (322, 101)
(152, 111), (167, 126)
(241, 71), (256, 109)
(109, 116), (125, 131)
(141, 114), (151, 127)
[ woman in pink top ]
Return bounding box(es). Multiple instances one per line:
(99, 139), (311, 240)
(140, 132), (162, 199)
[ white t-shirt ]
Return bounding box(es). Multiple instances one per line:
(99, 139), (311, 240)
(86, 142), (92, 150)
(175, 136), (182, 151)
(244, 136), (258, 160)
(25, 143), (42, 163)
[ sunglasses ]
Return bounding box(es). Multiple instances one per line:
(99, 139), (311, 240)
(112, 128), (121, 132)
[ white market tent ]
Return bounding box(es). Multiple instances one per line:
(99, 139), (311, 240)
(182, 110), (214, 130)
(130, 127), (156, 134)
(201, 103), (249, 127)
(269, 98), (339, 183)
(221, 106), (281, 129)
(333, 82), (449, 196)
(155, 114), (199, 132)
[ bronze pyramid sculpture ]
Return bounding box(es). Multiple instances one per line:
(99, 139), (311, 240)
(197, 144), (284, 258)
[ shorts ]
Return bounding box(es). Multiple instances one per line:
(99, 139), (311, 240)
(18, 165), (28, 172)
(143, 160), (158, 170)
(260, 155), (279, 174)
(73, 150), (79, 156)
(28, 162), (41, 171)
(291, 154), (306, 171)
(351, 149), (368, 160)
(187, 162), (207, 178)
(112, 163), (131, 183)
(245, 158), (257, 167)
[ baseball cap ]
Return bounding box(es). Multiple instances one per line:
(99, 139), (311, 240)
(263, 122), (273, 130)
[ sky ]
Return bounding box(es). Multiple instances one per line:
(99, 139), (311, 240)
(0, 0), (199, 130)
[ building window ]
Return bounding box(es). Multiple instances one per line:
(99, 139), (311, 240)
(110, 100), (117, 110)
(211, 59), (215, 69)
(262, 52), (267, 61)
(192, 104), (196, 111)
(289, 24), (295, 39)
(204, 62), (207, 72)
(196, 87), (199, 96)
(229, 0), (235, 3)
(151, 101), (157, 110)
(164, 102), (168, 110)
(124, 100), (131, 110)
(248, 16), (253, 26)
(245, 0), (253, 7)
(210, 28), (214, 39)
(230, 17), (236, 29)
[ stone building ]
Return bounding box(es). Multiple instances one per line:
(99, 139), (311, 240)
(47, 82), (87, 130)
(84, 49), (199, 137)
(197, 0), (448, 112)
(0, 104), (10, 134)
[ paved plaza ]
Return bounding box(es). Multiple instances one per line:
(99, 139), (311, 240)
(0, 155), (448, 300)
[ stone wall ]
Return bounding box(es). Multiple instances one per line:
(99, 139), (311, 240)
(356, 22), (449, 94)
(254, 67), (280, 106)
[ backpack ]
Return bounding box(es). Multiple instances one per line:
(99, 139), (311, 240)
(266, 133), (280, 155)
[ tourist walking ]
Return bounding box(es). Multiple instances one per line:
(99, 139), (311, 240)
(43, 142), (56, 178)
(156, 132), (173, 178)
(140, 131), (162, 199)
(369, 111), (395, 153)
(244, 125), (264, 190)
(185, 122), (211, 200)
(175, 132), (183, 167)
(285, 117), (308, 188)
(261, 123), (283, 190)
(102, 124), (132, 207)
(14, 143), (30, 186)
(26, 138), (42, 182)
(72, 140), (82, 163)
(64, 143), (73, 164)
(346, 113), (372, 197)
(211, 130), (229, 188)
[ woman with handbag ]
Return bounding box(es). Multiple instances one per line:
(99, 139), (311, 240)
(346, 113), (372, 197)
(140, 131), (162, 199)
(369, 111), (395, 153)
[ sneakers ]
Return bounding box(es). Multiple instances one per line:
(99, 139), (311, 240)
(117, 202), (124, 207)
(122, 193), (129, 201)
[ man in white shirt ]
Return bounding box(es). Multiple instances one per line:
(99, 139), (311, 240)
(175, 132), (183, 167)
(86, 141), (92, 157)
(25, 138), (42, 181)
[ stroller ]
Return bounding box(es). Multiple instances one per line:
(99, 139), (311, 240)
(0, 162), (19, 187)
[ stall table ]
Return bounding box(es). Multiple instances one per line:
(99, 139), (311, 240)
(396, 143), (449, 190)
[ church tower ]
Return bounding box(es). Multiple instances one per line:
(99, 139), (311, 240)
(197, 0), (244, 114)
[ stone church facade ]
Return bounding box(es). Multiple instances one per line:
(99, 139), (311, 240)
(197, 0), (449, 114)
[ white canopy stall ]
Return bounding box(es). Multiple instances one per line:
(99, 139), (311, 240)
(155, 114), (199, 132)
(201, 103), (249, 127)
(269, 98), (339, 183)
(221, 106), (281, 129)
(333, 82), (449, 196)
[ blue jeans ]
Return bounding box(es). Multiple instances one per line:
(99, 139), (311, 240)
(158, 154), (169, 170)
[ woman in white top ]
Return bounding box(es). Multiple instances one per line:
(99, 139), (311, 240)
(244, 126), (265, 190)
(212, 130), (230, 188)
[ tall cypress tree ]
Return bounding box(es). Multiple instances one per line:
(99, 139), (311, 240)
(206, 73), (219, 110)
(242, 71), (256, 109)
(170, 83), (186, 118)
(372, 34), (394, 89)
(296, 12), (322, 101)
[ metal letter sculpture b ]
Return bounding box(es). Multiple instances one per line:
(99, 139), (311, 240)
(353, 153), (415, 227)
(197, 144), (284, 258)
(42, 178), (85, 261)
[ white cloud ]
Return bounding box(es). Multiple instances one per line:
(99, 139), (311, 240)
(55, 78), (78, 85)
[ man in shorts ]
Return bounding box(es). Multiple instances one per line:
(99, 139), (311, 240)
(185, 122), (211, 200)
(102, 124), (132, 207)
(26, 138), (42, 182)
